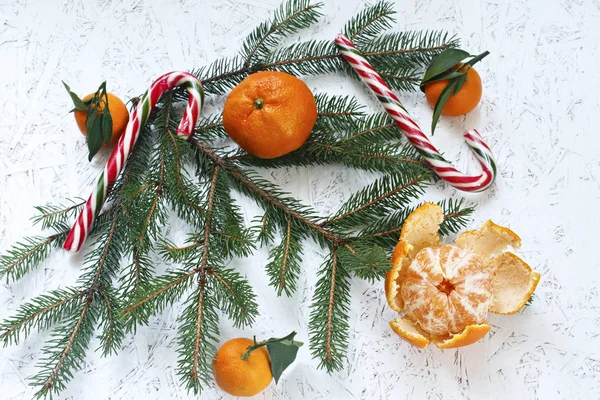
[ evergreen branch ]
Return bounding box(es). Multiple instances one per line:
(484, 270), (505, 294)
(96, 286), (123, 357)
(159, 239), (203, 264)
(209, 266), (258, 328)
(241, 0), (323, 67)
(34, 298), (95, 398)
(253, 211), (277, 246)
(194, 114), (227, 140)
(191, 270), (208, 388)
(438, 198), (476, 236)
(0, 288), (86, 346)
(320, 173), (428, 231)
(200, 166), (220, 268)
(344, 1), (395, 44)
(176, 282), (219, 393)
(121, 269), (198, 329)
(309, 249), (350, 373)
(31, 199), (85, 230)
(266, 219), (303, 296)
(0, 231), (68, 283)
(193, 56), (248, 95)
(337, 241), (389, 283)
(361, 31), (460, 71)
(315, 94), (365, 132)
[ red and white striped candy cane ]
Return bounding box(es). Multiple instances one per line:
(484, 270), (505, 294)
(334, 34), (496, 192)
(63, 71), (204, 252)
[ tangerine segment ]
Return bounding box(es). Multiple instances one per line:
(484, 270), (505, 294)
(400, 203), (443, 258)
(400, 245), (492, 338)
(385, 241), (411, 313)
(455, 220), (521, 262)
(488, 252), (540, 314)
(389, 317), (430, 349)
(433, 324), (491, 349)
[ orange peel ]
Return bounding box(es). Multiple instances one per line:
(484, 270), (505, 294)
(488, 252), (540, 314)
(385, 203), (540, 349)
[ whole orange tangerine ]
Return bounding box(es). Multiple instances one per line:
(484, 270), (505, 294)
(212, 337), (272, 397)
(222, 71), (317, 159)
(425, 66), (482, 116)
(74, 92), (129, 145)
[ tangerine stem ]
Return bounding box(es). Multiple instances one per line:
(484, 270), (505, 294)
(254, 98), (264, 109)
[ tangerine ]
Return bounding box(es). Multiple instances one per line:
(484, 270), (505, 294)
(424, 66), (482, 116)
(74, 92), (129, 145)
(222, 71), (317, 159)
(212, 337), (272, 397)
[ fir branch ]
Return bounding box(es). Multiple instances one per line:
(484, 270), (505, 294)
(337, 240), (389, 283)
(192, 138), (352, 249)
(209, 266), (258, 328)
(0, 231), (68, 283)
(194, 114), (227, 141)
(193, 56), (248, 95)
(176, 280), (219, 394)
(253, 211), (277, 246)
(266, 219), (303, 296)
(122, 269), (198, 329)
(160, 239), (203, 264)
(31, 199), (85, 230)
(344, 1), (395, 45)
(320, 173), (428, 232)
(438, 198), (476, 236)
(96, 285), (123, 357)
(361, 31), (460, 71)
(314, 94), (365, 132)
(33, 298), (96, 398)
(0, 288), (86, 346)
(262, 40), (340, 77)
(309, 249), (351, 373)
(241, 0), (323, 67)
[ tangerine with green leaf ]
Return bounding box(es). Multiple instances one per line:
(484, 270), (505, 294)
(74, 92), (129, 145)
(424, 65), (482, 116)
(212, 337), (273, 397)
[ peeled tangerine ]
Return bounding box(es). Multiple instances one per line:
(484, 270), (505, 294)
(385, 203), (540, 349)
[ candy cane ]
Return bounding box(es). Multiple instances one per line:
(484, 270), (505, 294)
(334, 34), (496, 192)
(63, 71), (204, 252)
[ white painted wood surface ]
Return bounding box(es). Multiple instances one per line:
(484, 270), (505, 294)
(1, 0), (599, 399)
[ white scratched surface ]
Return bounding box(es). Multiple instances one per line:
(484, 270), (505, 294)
(1, 0), (599, 399)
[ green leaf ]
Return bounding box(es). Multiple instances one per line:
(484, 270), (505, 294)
(101, 110), (113, 144)
(431, 79), (458, 135)
(420, 48), (470, 91)
(265, 333), (303, 384)
(421, 70), (464, 85)
(86, 108), (103, 161)
(62, 81), (88, 111)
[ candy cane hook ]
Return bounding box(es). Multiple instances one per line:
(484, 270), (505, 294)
(334, 34), (497, 192)
(63, 71), (204, 252)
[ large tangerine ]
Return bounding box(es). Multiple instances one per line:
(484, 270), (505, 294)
(222, 71), (317, 159)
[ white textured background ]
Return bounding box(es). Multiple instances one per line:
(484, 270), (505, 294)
(1, 0), (599, 399)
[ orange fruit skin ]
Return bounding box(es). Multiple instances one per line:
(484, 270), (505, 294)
(222, 71), (317, 159)
(212, 338), (272, 397)
(74, 92), (129, 145)
(425, 67), (482, 116)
